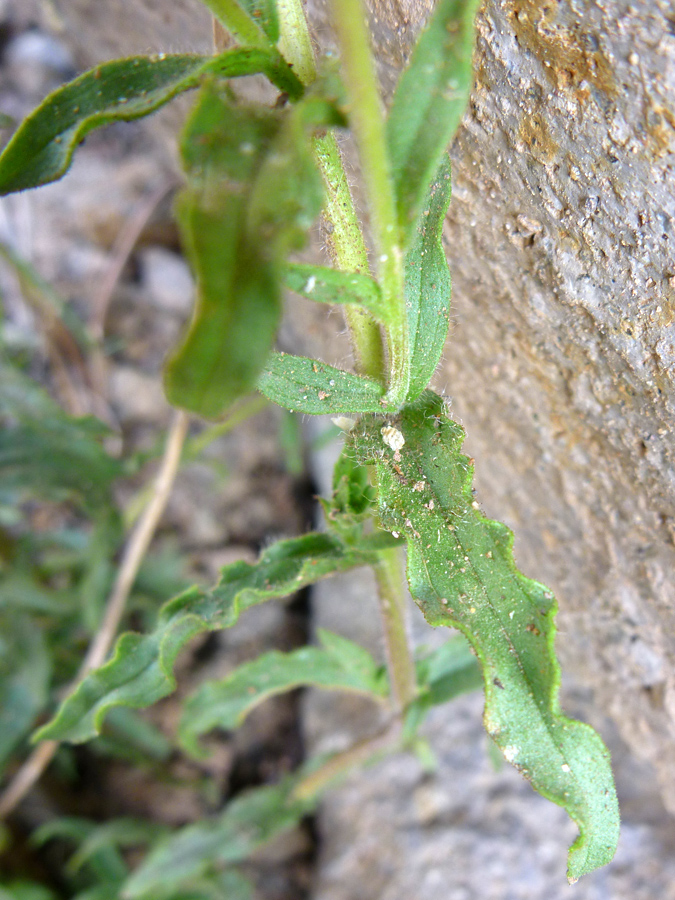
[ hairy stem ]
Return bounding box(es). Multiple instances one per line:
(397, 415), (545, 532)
(277, 0), (385, 382)
(328, 0), (408, 406)
(0, 410), (190, 819)
(374, 547), (418, 711)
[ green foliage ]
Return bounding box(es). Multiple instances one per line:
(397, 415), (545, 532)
(35, 526), (399, 744)
(164, 83), (343, 417)
(258, 352), (385, 413)
(351, 390), (620, 882)
(123, 780), (310, 898)
(282, 263), (386, 323)
(387, 0), (481, 237)
(403, 154), (453, 400)
(0, 51), (301, 195)
(178, 628), (388, 757)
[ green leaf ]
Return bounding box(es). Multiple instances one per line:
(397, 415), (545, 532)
(329, 447), (375, 520)
(164, 86), (338, 417)
(282, 263), (387, 323)
(179, 628), (387, 757)
(404, 634), (483, 738)
(404, 155), (452, 400)
(122, 780), (310, 899)
(240, 0), (280, 41)
(0, 883), (57, 900)
(0, 50), (302, 195)
(351, 391), (620, 882)
(68, 819), (168, 875)
(258, 352), (385, 414)
(420, 634), (483, 707)
(0, 616), (50, 776)
(0, 363), (122, 514)
(387, 0), (480, 237)
(34, 528), (396, 744)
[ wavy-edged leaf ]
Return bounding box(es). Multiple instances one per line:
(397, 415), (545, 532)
(122, 779), (310, 899)
(164, 86), (339, 417)
(282, 263), (386, 323)
(351, 390), (619, 882)
(0, 50), (301, 195)
(258, 352), (385, 414)
(387, 0), (480, 237)
(179, 628), (387, 757)
(405, 155), (452, 400)
(34, 529), (396, 744)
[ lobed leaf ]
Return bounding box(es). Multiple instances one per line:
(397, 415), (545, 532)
(0, 50), (301, 195)
(164, 86), (339, 417)
(282, 263), (387, 323)
(258, 352), (385, 414)
(404, 155), (452, 400)
(179, 628), (387, 757)
(34, 529), (396, 744)
(351, 391), (620, 882)
(122, 780), (310, 899)
(387, 0), (480, 238)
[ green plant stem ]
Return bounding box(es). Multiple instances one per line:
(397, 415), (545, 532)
(291, 722), (401, 802)
(373, 547), (418, 711)
(276, 0), (316, 85)
(277, 0), (385, 383)
(329, 0), (408, 407)
(201, 0), (270, 47)
(314, 134), (386, 381)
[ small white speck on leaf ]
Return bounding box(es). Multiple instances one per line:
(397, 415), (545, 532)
(381, 425), (405, 451)
(305, 275), (316, 292)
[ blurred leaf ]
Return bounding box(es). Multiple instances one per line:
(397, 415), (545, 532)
(404, 155), (452, 400)
(419, 633), (483, 706)
(164, 85), (341, 417)
(0, 50), (302, 194)
(179, 628), (386, 757)
(123, 780), (310, 899)
(0, 616), (50, 776)
(404, 634), (482, 738)
(94, 707), (173, 763)
(0, 883), (57, 900)
(387, 0), (480, 238)
(33, 817), (127, 885)
(282, 263), (386, 323)
(68, 819), (168, 875)
(258, 352), (385, 414)
(352, 390), (620, 882)
(278, 410), (304, 476)
(35, 527), (398, 744)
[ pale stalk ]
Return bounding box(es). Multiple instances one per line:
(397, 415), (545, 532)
(373, 547), (418, 711)
(291, 721), (401, 802)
